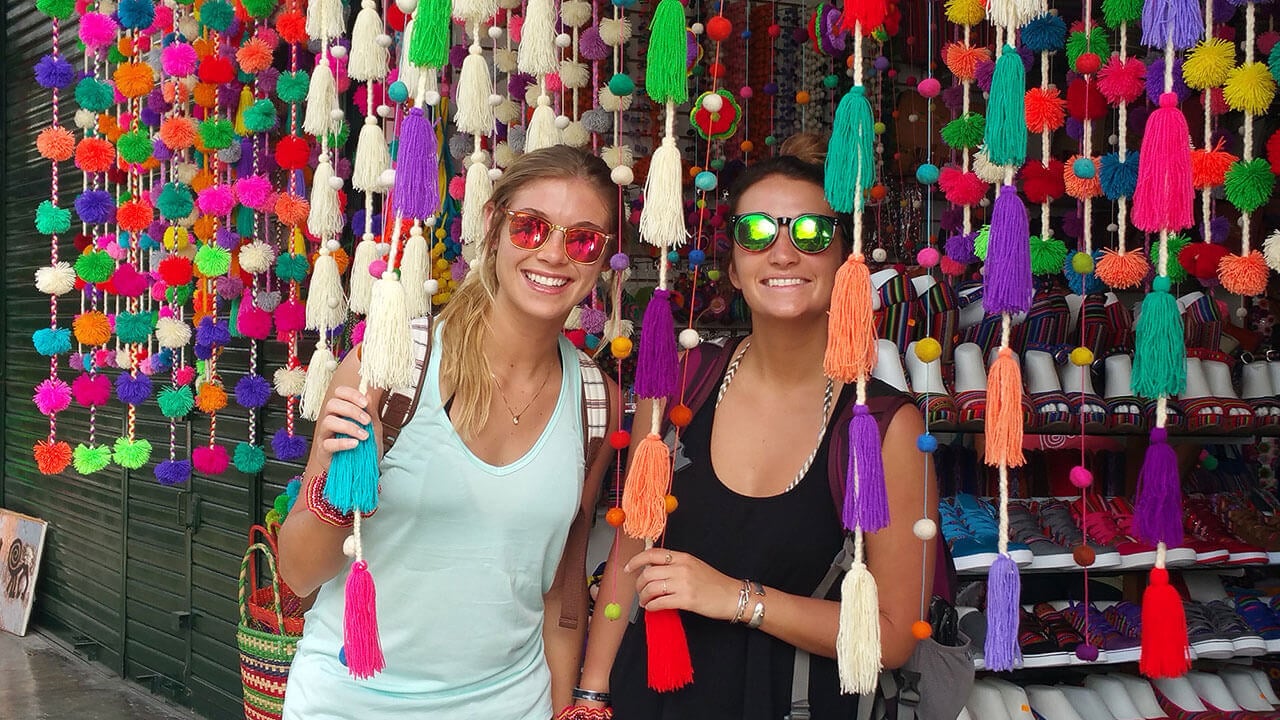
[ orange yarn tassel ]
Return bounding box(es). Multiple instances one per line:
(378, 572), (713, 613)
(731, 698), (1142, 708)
(824, 253), (878, 384)
(1140, 567), (1191, 679)
(983, 348), (1026, 468)
(621, 433), (672, 540)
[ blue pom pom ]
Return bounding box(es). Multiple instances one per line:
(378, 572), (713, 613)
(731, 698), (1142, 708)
(152, 348), (173, 374)
(1022, 13), (1067, 53)
(194, 342), (214, 360)
(688, 249), (707, 266)
(155, 459), (192, 486)
(915, 163), (940, 185)
(117, 0), (156, 30)
(286, 478), (302, 498)
(1072, 157), (1096, 179)
(116, 372), (154, 405)
(338, 647), (348, 666)
(33, 327), (71, 356)
(1064, 250), (1105, 294)
(196, 317), (231, 346)
(916, 433), (939, 453)
(234, 374), (272, 408)
(585, 334), (600, 350)
(272, 428), (308, 461)
(35, 54), (75, 89)
(667, 250), (680, 263)
(1099, 151), (1140, 200)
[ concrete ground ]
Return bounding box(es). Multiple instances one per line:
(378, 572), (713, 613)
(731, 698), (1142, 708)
(0, 630), (197, 720)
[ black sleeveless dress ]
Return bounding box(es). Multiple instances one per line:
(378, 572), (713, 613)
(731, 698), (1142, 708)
(609, 354), (906, 720)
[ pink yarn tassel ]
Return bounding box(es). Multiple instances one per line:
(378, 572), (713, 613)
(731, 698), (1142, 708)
(1132, 93), (1194, 233)
(344, 560), (386, 679)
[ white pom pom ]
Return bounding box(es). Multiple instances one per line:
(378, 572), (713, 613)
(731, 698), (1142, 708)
(555, 32), (572, 48)
(329, 45), (347, 59)
(394, 0), (416, 12)
(517, 0), (559, 76)
(75, 109), (96, 130)
(524, 83), (544, 107)
(560, 0), (591, 28)
(912, 518), (937, 541)
(602, 317), (634, 341)
(559, 59), (589, 89)
(494, 98), (521, 124)
(489, 93), (504, 106)
(494, 48), (519, 73)
(601, 145), (633, 169)
(34, 262), (76, 296)
(488, 167), (503, 180)
(598, 85), (634, 113)
(701, 93), (724, 112)
(599, 17), (632, 46)
(562, 121), (589, 148)
(972, 150), (1010, 184)
(155, 316), (192, 349)
(678, 328), (701, 349)
(305, 250), (348, 331)
(378, 168), (397, 188)
(343, 535), (357, 557)
(487, 25), (504, 39)
(690, 22), (704, 34)
(423, 89), (441, 106)
(238, 240), (276, 274)
(376, 33), (393, 47)
(554, 114), (571, 130)
(1265, 230), (1280, 273)
(116, 349), (135, 371)
(301, 342), (338, 421)
(424, 278), (441, 295)
(275, 367), (308, 398)
(494, 142), (517, 168)
(871, 248), (888, 263)
(376, 104), (395, 118)
(611, 165), (634, 186)
(327, 174), (344, 190)
(177, 15), (199, 41)
(175, 162), (199, 185)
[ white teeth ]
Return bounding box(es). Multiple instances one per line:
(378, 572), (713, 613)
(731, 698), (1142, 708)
(526, 271), (569, 288)
(765, 278), (806, 287)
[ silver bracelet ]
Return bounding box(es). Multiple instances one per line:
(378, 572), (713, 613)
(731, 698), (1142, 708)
(572, 687), (611, 703)
(748, 601), (766, 629)
(731, 581), (750, 624)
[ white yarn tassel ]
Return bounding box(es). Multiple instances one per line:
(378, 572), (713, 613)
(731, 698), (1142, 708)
(399, 227), (431, 319)
(836, 539), (883, 694)
(452, 0), (498, 24)
(308, 156), (345, 237)
(462, 154), (493, 244)
(638, 114), (687, 249)
(305, 248), (348, 331)
(303, 61), (339, 137)
(349, 0), (389, 81)
(517, 0), (559, 75)
(348, 234), (380, 314)
(455, 47), (495, 135)
(398, 18), (421, 96)
(1264, 229), (1280, 273)
(360, 275), (415, 390)
(524, 95), (561, 152)
(353, 119), (391, 192)
(301, 341), (339, 421)
(305, 0), (344, 39)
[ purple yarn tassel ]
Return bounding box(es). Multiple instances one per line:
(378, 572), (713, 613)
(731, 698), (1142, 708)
(845, 405), (889, 533)
(1134, 428), (1183, 547)
(983, 186), (1033, 316)
(1141, 0), (1204, 50)
(393, 108), (440, 220)
(633, 289), (679, 399)
(984, 554), (1022, 671)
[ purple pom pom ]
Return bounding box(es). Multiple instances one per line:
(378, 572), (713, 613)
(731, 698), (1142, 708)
(941, 83), (965, 114)
(196, 317), (231, 346)
(1146, 57), (1191, 105)
(257, 67), (279, 95)
(116, 372), (153, 405)
(939, 206), (963, 234)
(273, 428), (308, 461)
(139, 106), (162, 128)
(235, 374), (272, 409)
(975, 60), (995, 93)
(155, 459), (191, 486)
(35, 54), (75, 89)
(216, 275), (244, 300)
(580, 26), (610, 61)
(75, 190), (116, 224)
(507, 72), (535, 98)
(448, 43), (468, 68)
(153, 139), (172, 162)
(215, 227), (240, 251)
(946, 231), (979, 264)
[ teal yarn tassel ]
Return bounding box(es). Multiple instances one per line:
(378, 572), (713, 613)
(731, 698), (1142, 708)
(825, 86), (875, 213)
(1132, 277), (1186, 400)
(325, 420), (381, 513)
(985, 46), (1028, 167)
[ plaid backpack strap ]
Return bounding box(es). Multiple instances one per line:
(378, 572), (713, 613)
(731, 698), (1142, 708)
(376, 315), (434, 452)
(555, 350), (611, 629)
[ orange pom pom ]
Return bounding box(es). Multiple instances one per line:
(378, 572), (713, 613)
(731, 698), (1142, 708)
(983, 348), (1025, 468)
(97, 114), (123, 143)
(911, 620), (933, 640)
(1063, 156), (1103, 200)
(75, 137), (116, 173)
(668, 403), (693, 428)
(36, 126), (76, 162)
(1073, 544), (1096, 567)
(236, 38), (274, 74)
(664, 494), (679, 514)
(190, 169), (216, 192)
(116, 199), (154, 233)
(159, 116), (197, 150)
(196, 382), (228, 414)
(825, 253), (878, 383)
(276, 10), (309, 45)
(1024, 87), (1067, 133)
(114, 62), (154, 99)
(621, 433), (673, 540)
(1095, 249), (1151, 290)
(869, 184), (888, 201)
(192, 214), (217, 241)
(1218, 250), (1268, 296)
(1190, 141), (1237, 190)
(34, 439), (72, 475)
(275, 193), (311, 227)
(73, 310), (113, 346)
(192, 82), (218, 109)
(943, 42), (989, 81)
(606, 507), (626, 527)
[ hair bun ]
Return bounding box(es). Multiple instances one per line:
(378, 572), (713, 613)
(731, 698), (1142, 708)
(777, 132), (829, 166)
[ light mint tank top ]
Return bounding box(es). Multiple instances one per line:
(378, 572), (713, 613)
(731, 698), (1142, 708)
(283, 329), (584, 719)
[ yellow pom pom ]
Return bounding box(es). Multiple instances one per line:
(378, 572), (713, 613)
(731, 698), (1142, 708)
(914, 337), (942, 363)
(611, 336), (633, 359)
(1223, 62), (1278, 116)
(1183, 38), (1236, 90)
(1070, 347), (1094, 367)
(944, 0), (985, 26)
(1071, 251), (1095, 274)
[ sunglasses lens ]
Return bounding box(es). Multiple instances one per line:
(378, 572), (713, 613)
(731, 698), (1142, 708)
(734, 213), (777, 251)
(507, 212), (549, 249)
(791, 215), (835, 253)
(564, 227), (608, 263)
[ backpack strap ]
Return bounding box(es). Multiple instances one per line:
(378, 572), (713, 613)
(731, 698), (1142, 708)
(554, 350), (611, 629)
(377, 315), (435, 452)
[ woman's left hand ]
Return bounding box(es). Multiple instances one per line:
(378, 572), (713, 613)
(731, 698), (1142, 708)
(624, 548), (742, 622)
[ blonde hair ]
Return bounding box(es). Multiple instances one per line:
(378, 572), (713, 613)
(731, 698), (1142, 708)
(777, 132), (829, 165)
(435, 146), (617, 440)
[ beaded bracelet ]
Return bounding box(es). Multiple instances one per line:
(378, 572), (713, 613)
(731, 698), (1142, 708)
(555, 706), (612, 720)
(304, 471), (355, 527)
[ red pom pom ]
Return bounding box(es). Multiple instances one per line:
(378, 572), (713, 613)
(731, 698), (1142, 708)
(34, 439), (72, 475)
(385, 2), (406, 31)
(197, 55), (235, 84)
(1075, 52), (1101, 75)
(275, 135), (310, 170)
(116, 199), (154, 233)
(76, 137), (116, 174)
(158, 255), (193, 286)
(1097, 56), (1146, 104)
(706, 15), (732, 42)
(938, 166), (987, 206)
(1191, 142), (1238, 190)
(609, 430), (631, 450)
(1267, 128), (1280, 175)
(1025, 87), (1067, 133)
(1066, 78), (1107, 121)
(1022, 160), (1066, 204)
(1179, 241), (1229, 280)
(275, 11), (308, 45)
(74, 233), (93, 252)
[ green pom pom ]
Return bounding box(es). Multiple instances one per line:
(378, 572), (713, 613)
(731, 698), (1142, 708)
(1132, 288), (1187, 399)
(645, 0), (691, 103)
(117, 130), (154, 164)
(1030, 235), (1069, 275)
(941, 112), (986, 150)
(235, 443), (267, 474)
(115, 311), (157, 344)
(273, 492), (290, 516)
(75, 251), (115, 283)
(75, 77), (116, 112)
(195, 244), (232, 277)
(408, 0), (451, 69)
(199, 0), (235, 31)
(107, 45), (126, 64)
(158, 385), (195, 418)
(1149, 233), (1191, 283)
(113, 437), (152, 470)
(325, 120), (351, 149)
(243, 99), (278, 133)
(241, 0), (276, 18)
(35, 200), (72, 235)
(1102, 0), (1143, 27)
(157, 183), (195, 220)
(275, 253), (309, 283)
(974, 225), (991, 261)
(36, 0), (75, 19)
(1066, 28), (1110, 71)
(166, 283), (193, 305)
(73, 443), (113, 474)
(1270, 43), (1280, 84)
(198, 119), (235, 150)
(277, 71), (310, 104)
(1224, 158), (1276, 214)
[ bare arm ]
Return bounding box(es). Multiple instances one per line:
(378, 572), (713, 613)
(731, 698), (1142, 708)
(277, 348), (386, 597)
(544, 378), (621, 710)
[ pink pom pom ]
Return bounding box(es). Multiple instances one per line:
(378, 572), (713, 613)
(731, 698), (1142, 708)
(274, 299), (306, 333)
(917, 247), (941, 267)
(1202, 87), (1228, 117)
(158, 306), (174, 319)
(138, 356), (155, 375)
(448, 175), (466, 200)
(938, 166), (987, 206)
(508, 14), (523, 43)
(233, 175), (275, 211)
(192, 445), (230, 474)
(105, 243), (129, 261)
(73, 373), (111, 407)
(151, 281), (169, 302)
(1069, 465), (1094, 488)
(149, 3), (173, 34)
(112, 264), (149, 298)
(197, 185), (236, 216)
(35, 378), (73, 416)
(175, 366), (197, 387)
(162, 43), (198, 76)
(1260, 30), (1280, 56)
(351, 319), (366, 346)
(544, 72), (563, 92)
(1097, 55), (1146, 105)
(368, 259), (388, 278)
(237, 296), (273, 339)
(93, 349), (115, 369)
(79, 13), (119, 49)
(255, 27), (280, 49)
(917, 77), (941, 97)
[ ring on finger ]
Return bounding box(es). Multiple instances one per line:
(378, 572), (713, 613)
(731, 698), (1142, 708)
(665, 552), (673, 565)
(663, 580), (669, 595)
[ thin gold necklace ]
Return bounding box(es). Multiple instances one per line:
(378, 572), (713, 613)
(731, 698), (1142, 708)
(491, 362), (554, 425)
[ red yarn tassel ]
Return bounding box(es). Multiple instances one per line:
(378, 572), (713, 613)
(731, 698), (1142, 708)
(824, 253), (878, 384)
(646, 608), (693, 691)
(343, 560), (386, 679)
(1139, 567), (1191, 679)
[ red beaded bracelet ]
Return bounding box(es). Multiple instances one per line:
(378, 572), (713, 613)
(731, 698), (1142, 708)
(554, 707), (612, 720)
(304, 471), (355, 527)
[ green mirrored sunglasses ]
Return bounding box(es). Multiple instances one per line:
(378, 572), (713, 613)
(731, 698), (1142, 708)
(729, 212), (839, 254)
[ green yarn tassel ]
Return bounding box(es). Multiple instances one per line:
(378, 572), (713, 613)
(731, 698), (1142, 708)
(408, 0), (451, 70)
(113, 437), (152, 470)
(1030, 235), (1068, 275)
(73, 443), (112, 474)
(1102, 0), (1143, 27)
(985, 46), (1027, 167)
(941, 112), (986, 150)
(825, 86), (875, 213)
(1132, 279), (1186, 400)
(645, 0), (689, 104)
(1224, 158), (1276, 214)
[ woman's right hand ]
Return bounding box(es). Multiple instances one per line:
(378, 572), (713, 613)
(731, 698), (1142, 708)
(315, 385), (374, 466)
